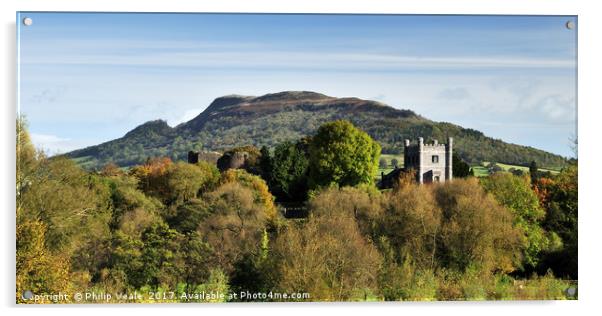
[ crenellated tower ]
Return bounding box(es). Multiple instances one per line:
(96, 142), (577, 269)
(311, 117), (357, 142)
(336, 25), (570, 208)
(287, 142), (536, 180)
(403, 137), (453, 184)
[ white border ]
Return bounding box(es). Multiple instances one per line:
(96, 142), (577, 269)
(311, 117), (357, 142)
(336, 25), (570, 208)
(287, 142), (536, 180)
(2, 1), (600, 316)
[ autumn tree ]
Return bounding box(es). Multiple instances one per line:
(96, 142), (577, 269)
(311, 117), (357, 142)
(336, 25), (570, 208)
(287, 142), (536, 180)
(220, 169), (277, 223)
(16, 117), (39, 207)
(273, 209), (381, 301)
(19, 157), (112, 266)
(129, 157), (173, 198)
(381, 183), (442, 270)
(16, 219), (72, 302)
(307, 185), (383, 239)
(272, 186), (382, 301)
(17, 119), (112, 297)
(197, 182), (269, 274)
(480, 173), (554, 269)
(107, 175), (163, 229)
(165, 161), (219, 204)
(166, 198), (210, 233)
(536, 164), (578, 279)
(433, 178), (523, 274)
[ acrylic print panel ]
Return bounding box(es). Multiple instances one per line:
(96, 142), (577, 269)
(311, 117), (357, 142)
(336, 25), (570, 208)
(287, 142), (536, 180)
(16, 12), (577, 303)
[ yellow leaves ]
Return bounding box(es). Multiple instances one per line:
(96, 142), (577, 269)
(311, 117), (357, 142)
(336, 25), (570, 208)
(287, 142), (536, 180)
(220, 169), (277, 222)
(16, 219), (73, 303)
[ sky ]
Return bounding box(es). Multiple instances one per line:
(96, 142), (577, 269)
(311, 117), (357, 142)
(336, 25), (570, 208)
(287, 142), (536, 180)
(17, 13), (577, 157)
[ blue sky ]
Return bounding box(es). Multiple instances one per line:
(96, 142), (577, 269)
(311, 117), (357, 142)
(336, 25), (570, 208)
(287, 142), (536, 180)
(17, 13), (577, 157)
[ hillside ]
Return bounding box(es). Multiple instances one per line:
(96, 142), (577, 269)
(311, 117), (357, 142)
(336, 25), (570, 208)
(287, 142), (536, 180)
(65, 91), (567, 170)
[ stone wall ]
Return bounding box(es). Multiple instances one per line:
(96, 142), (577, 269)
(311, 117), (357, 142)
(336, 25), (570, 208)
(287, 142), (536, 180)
(404, 137), (453, 183)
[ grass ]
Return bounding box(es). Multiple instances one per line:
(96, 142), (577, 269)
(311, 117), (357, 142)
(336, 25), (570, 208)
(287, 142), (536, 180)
(482, 161), (561, 174)
(375, 154), (404, 180)
(472, 161), (562, 178)
(375, 155), (560, 179)
(471, 166), (490, 177)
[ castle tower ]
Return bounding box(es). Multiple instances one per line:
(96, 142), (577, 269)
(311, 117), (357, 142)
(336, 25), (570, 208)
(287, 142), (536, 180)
(417, 137), (424, 183)
(399, 137), (452, 184)
(445, 137), (453, 181)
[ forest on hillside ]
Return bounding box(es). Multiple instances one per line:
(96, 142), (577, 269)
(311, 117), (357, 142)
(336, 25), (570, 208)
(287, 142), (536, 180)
(65, 95), (568, 170)
(17, 119), (577, 303)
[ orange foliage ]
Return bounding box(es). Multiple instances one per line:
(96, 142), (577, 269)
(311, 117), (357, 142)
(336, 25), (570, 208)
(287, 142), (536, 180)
(129, 157), (173, 197)
(533, 177), (555, 208)
(100, 162), (124, 177)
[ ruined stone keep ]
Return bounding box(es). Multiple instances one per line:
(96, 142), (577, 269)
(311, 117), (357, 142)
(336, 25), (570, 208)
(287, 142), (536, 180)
(404, 137), (453, 183)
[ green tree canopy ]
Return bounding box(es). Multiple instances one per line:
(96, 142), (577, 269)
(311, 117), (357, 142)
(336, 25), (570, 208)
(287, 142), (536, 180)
(452, 153), (472, 178)
(308, 120), (381, 189)
(480, 173), (553, 269)
(263, 141), (309, 202)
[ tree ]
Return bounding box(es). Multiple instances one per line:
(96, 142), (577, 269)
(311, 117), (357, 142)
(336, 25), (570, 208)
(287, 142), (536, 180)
(16, 119), (113, 299)
(381, 183), (442, 270)
(529, 160), (540, 183)
(487, 162), (502, 174)
(198, 182), (269, 274)
(308, 185), (383, 240)
(536, 164), (577, 279)
(107, 174), (163, 229)
(16, 117), (39, 207)
(379, 158), (388, 169)
(220, 169), (278, 223)
(264, 141), (309, 202)
(274, 204), (382, 301)
(181, 231), (213, 288)
(167, 198), (211, 233)
(112, 222), (183, 289)
(129, 157), (173, 198)
(18, 156), (112, 258)
(480, 173), (552, 269)
(452, 153), (471, 178)
(308, 120), (381, 189)
(259, 145), (272, 181)
(166, 161), (220, 204)
(16, 219), (72, 302)
(433, 178), (522, 274)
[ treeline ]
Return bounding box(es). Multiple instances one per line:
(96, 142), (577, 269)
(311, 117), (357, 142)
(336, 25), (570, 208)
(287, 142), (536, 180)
(17, 119), (577, 303)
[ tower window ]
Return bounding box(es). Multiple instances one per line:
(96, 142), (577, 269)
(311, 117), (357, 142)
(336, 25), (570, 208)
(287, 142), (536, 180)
(432, 155), (439, 163)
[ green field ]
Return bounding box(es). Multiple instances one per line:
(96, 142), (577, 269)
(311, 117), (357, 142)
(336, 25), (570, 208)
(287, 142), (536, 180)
(472, 162), (562, 178)
(471, 165), (490, 177)
(375, 154), (404, 180)
(482, 161), (561, 174)
(374, 155), (562, 180)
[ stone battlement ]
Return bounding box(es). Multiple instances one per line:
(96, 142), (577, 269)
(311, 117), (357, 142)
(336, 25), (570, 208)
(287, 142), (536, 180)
(403, 137), (453, 184)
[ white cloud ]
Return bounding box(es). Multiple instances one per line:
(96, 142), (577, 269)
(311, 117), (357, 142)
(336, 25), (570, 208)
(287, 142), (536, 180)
(168, 108), (204, 127)
(536, 95), (576, 121)
(22, 50), (575, 71)
(30, 133), (94, 156)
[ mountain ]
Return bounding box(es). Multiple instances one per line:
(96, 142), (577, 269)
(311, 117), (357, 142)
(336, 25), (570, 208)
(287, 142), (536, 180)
(66, 91), (567, 170)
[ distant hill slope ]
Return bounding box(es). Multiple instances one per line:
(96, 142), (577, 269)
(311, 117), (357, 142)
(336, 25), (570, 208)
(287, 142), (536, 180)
(65, 91), (567, 170)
